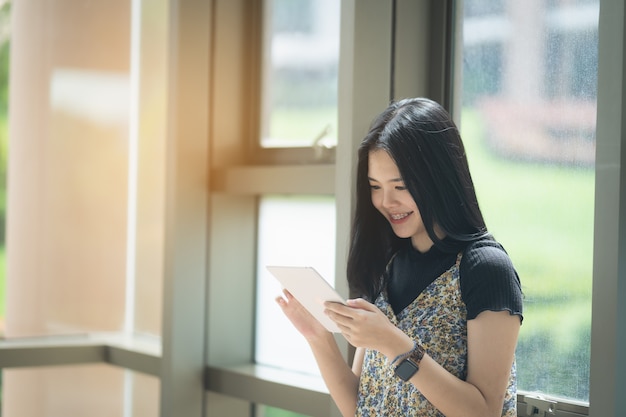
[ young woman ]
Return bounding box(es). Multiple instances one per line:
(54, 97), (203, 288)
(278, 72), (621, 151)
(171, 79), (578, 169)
(277, 97), (523, 417)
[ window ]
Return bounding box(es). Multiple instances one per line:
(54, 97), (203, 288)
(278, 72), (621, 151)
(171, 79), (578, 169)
(254, 195), (335, 417)
(255, 0), (340, 167)
(0, 0), (10, 342)
(3, 0), (166, 414)
(260, 0), (339, 150)
(255, 195), (336, 375)
(461, 0), (598, 404)
(3, 1), (626, 416)
(253, 0), (339, 380)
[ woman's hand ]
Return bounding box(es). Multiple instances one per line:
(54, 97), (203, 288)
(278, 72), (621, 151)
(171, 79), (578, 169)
(324, 298), (411, 357)
(276, 289), (329, 341)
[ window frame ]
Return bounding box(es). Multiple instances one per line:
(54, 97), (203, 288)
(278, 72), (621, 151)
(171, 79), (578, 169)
(588, 1), (626, 416)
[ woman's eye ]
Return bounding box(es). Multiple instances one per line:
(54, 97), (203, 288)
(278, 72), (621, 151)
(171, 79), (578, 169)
(369, 184), (380, 190)
(396, 185), (407, 191)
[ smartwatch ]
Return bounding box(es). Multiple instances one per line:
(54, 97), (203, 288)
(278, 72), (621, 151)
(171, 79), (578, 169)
(393, 343), (425, 381)
(394, 357), (420, 381)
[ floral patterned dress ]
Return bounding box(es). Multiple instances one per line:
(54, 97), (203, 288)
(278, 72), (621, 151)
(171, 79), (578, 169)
(355, 253), (517, 416)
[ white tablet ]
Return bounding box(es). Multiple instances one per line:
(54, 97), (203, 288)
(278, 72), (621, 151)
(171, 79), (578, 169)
(267, 266), (346, 333)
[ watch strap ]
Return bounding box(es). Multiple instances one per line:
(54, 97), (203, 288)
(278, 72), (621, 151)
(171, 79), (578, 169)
(393, 341), (425, 381)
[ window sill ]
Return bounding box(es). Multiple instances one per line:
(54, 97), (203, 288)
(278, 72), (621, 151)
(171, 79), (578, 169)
(0, 334), (590, 416)
(205, 364), (335, 416)
(0, 332), (161, 376)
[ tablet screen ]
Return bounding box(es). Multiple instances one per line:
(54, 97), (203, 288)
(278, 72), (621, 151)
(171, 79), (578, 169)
(267, 266), (346, 333)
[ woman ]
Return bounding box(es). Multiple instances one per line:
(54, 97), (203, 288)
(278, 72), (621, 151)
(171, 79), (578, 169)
(277, 97), (523, 416)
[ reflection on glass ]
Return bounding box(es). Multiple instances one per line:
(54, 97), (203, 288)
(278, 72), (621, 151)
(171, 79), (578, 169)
(462, 0), (598, 401)
(5, 0), (165, 414)
(260, 0), (340, 148)
(0, 0), (10, 338)
(4, 365), (159, 417)
(257, 405), (311, 417)
(255, 195), (335, 375)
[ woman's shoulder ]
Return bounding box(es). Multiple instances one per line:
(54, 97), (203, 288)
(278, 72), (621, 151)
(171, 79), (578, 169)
(458, 235), (523, 321)
(459, 235), (520, 291)
(460, 234), (513, 269)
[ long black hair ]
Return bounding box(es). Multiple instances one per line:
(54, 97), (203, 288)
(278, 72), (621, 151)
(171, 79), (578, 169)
(346, 97), (488, 299)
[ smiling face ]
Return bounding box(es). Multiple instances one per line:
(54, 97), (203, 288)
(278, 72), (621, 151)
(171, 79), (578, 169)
(368, 150), (434, 252)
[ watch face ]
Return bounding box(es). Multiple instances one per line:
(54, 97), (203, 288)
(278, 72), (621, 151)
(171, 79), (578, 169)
(394, 359), (419, 381)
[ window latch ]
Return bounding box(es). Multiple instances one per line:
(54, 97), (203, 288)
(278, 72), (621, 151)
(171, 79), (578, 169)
(312, 124), (334, 161)
(525, 394), (557, 416)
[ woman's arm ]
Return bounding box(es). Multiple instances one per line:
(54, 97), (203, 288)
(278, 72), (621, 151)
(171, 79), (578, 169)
(326, 299), (520, 417)
(410, 311), (519, 417)
(307, 333), (361, 416)
(276, 290), (360, 417)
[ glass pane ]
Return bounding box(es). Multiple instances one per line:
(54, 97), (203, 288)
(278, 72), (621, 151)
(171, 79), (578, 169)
(255, 195), (335, 375)
(3, 366), (159, 417)
(260, 0), (340, 148)
(461, 0), (598, 402)
(7, 0), (131, 338)
(257, 405), (311, 417)
(0, 0), (10, 338)
(5, 0), (165, 413)
(5, 0), (166, 339)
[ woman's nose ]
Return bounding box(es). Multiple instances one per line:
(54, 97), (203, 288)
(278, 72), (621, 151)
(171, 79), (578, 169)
(381, 190), (398, 208)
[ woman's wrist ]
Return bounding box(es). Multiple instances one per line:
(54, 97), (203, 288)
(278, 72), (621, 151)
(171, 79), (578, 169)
(392, 341), (426, 381)
(382, 328), (415, 362)
(305, 329), (336, 347)
(390, 340), (419, 366)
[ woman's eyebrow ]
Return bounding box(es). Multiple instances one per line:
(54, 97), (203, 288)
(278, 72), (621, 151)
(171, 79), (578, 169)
(367, 176), (404, 183)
